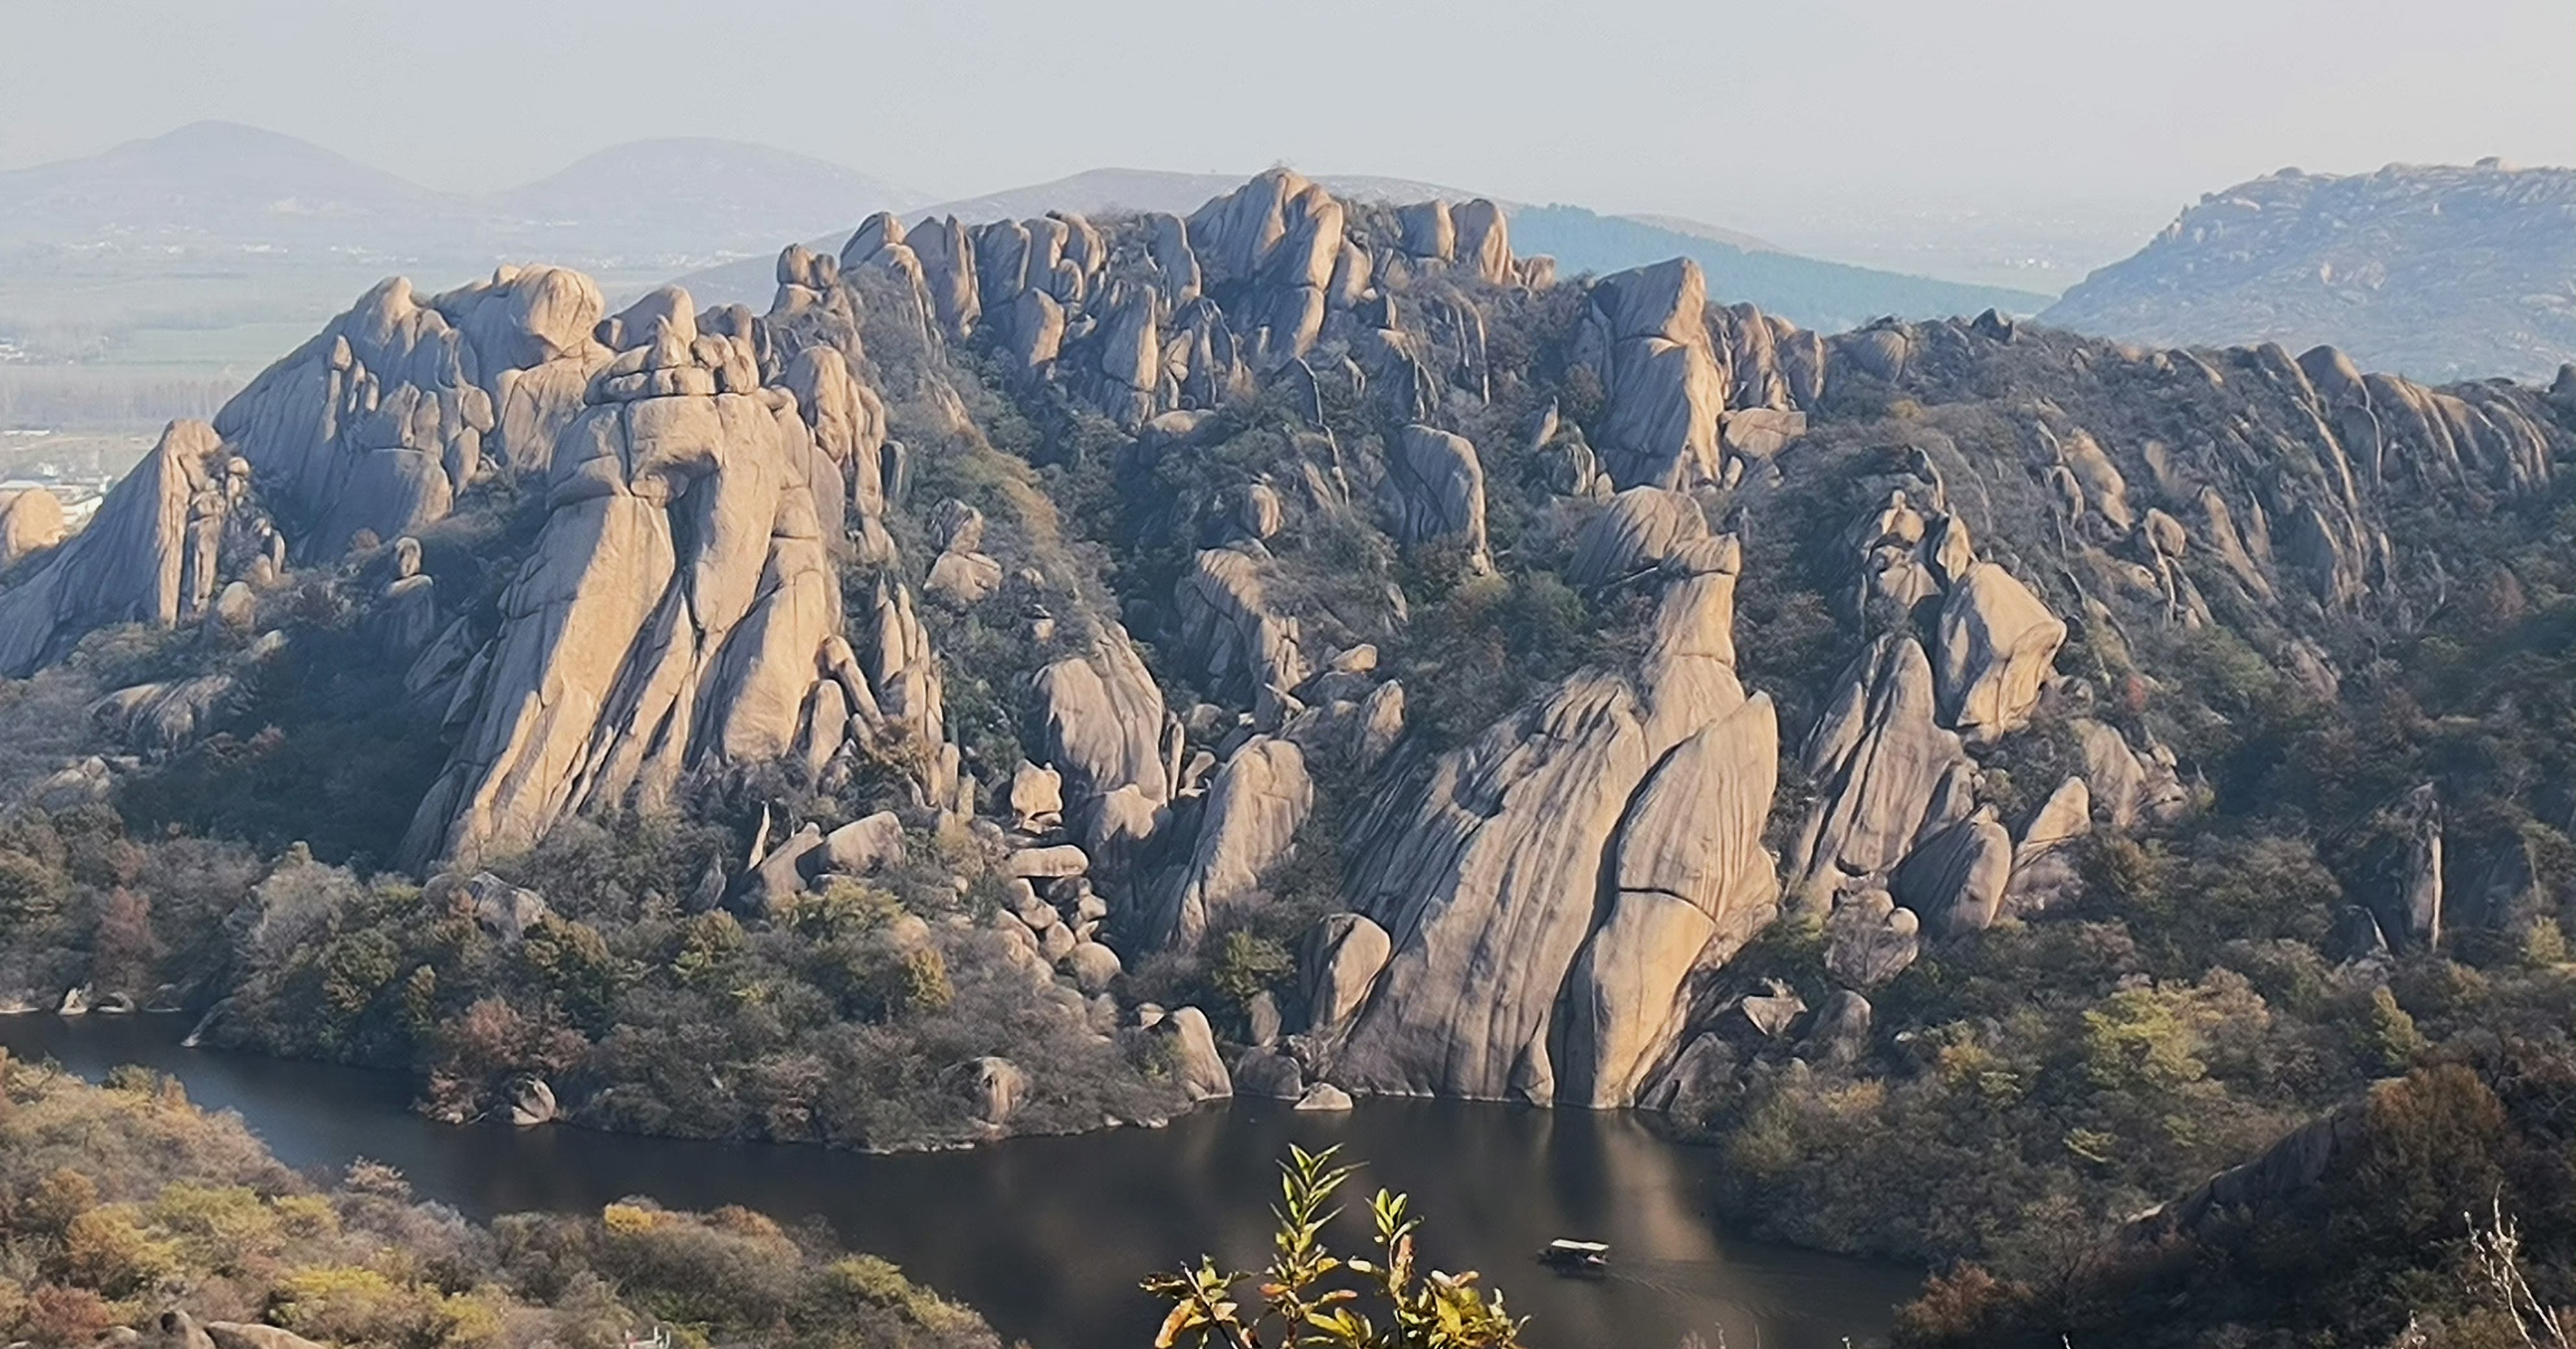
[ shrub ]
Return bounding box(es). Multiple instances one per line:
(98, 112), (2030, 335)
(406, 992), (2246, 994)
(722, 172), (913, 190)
(1146, 1146), (1525, 1348)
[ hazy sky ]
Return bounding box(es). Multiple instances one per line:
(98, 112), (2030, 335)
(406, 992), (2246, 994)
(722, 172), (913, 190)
(3, 0), (2570, 231)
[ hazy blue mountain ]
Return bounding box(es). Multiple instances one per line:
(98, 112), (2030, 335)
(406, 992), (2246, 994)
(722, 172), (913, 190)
(1509, 205), (2053, 331)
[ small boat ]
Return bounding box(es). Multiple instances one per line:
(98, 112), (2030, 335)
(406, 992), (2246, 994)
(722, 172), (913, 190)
(1538, 1239), (1609, 1274)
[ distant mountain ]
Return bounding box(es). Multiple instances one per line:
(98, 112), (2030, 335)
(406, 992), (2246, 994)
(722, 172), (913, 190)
(0, 121), (456, 251)
(0, 123), (929, 271)
(676, 172), (2050, 332)
(1507, 206), (2051, 332)
(0, 123), (930, 369)
(493, 138), (924, 263)
(2041, 160), (2576, 382)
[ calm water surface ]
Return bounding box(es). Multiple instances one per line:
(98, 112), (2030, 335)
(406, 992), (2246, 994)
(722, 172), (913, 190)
(0, 1016), (1920, 1349)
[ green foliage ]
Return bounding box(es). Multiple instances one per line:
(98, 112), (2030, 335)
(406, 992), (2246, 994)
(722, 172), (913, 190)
(1146, 1146), (1525, 1348)
(2358, 985), (2429, 1074)
(1208, 930), (1294, 1008)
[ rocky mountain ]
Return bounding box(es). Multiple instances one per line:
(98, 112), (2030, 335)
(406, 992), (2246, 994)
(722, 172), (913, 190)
(679, 182), (2051, 334)
(1, 164), (2572, 1324)
(2043, 160), (2576, 382)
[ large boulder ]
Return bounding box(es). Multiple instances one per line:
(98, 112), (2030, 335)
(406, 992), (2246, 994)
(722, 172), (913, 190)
(958, 1055), (1030, 1126)
(1151, 1006), (1232, 1103)
(1791, 636), (1970, 897)
(1382, 425), (1491, 570)
(823, 811), (906, 874)
(1934, 562), (2066, 743)
(1581, 259), (1724, 489)
(1303, 913), (1393, 1032)
(1826, 889), (1920, 987)
(0, 486), (65, 567)
(1174, 547), (1308, 709)
(1565, 486), (1707, 588)
(1034, 630), (1178, 848)
(1150, 737), (1313, 949)
(1892, 808), (2015, 937)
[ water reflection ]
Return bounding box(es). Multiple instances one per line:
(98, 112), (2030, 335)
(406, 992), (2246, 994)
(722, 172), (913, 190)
(0, 1017), (1919, 1349)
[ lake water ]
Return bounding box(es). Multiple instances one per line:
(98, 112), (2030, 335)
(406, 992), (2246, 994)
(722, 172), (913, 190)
(0, 1015), (1920, 1349)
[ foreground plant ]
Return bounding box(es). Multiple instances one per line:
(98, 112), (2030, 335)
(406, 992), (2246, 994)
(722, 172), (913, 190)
(1146, 1145), (1526, 1348)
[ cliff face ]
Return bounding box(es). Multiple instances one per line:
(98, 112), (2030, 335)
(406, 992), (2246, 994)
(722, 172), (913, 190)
(4, 164), (2571, 1133)
(2042, 161), (2576, 382)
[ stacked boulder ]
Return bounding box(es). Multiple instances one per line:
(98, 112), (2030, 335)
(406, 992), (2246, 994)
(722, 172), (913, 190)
(1792, 497), (2068, 945)
(834, 171), (1541, 433)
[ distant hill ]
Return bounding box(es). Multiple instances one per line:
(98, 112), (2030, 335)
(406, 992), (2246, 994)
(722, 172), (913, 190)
(0, 120), (456, 252)
(676, 173), (2051, 333)
(0, 123), (930, 376)
(2041, 160), (2576, 382)
(1506, 206), (2051, 332)
(493, 138), (924, 264)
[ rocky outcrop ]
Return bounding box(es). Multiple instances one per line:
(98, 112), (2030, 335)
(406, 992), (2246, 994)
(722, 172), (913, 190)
(215, 267), (609, 555)
(2384, 783), (2444, 952)
(1323, 532), (1777, 1106)
(1934, 562), (2066, 744)
(1576, 259), (1725, 489)
(401, 288), (956, 866)
(0, 420), (273, 676)
(1173, 547), (1309, 715)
